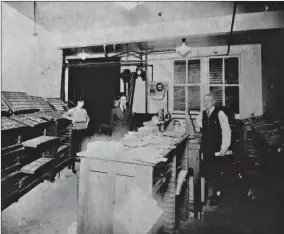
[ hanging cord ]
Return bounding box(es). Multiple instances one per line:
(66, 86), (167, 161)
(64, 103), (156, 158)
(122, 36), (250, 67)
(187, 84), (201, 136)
(33, 1), (37, 36)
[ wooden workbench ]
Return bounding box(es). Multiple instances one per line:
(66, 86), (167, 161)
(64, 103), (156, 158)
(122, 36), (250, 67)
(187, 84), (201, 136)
(76, 121), (201, 234)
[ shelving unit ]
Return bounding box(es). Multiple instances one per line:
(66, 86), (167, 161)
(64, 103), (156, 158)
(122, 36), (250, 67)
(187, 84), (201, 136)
(30, 96), (54, 112)
(2, 91), (38, 113)
(1, 92), (73, 211)
(1, 98), (11, 114)
(47, 98), (68, 112)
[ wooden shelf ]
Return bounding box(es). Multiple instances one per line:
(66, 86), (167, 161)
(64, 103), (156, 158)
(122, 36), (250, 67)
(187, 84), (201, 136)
(57, 144), (70, 154)
(22, 136), (59, 149)
(20, 158), (53, 174)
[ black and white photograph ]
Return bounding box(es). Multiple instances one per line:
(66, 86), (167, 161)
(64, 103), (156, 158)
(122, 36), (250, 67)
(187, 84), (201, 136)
(1, 1), (284, 233)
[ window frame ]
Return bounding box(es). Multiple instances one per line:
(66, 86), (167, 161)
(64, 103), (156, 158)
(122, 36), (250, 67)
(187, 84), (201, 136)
(173, 55), (241, 114)
(173, 58), (202, 113)
(209, 56), (240, 109)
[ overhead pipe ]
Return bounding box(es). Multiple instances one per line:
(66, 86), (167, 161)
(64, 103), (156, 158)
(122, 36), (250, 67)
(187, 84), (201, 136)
(227, 2), (238, 55)
(33, 1), (37, 36)
(60, 50), (67, 101)
(64, 50), (237, 65)
(149, 65), (154, 82)
(144, 52), (148, 114)
(125, 52), (142, 59)
(63, 61), (148, 68)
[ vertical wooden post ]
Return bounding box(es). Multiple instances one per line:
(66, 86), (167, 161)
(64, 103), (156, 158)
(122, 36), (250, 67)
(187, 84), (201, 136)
(61, 50), (66, 101)
(162, 155), (177, 234)
(201, 177), (205, 203)
(145, 52), (148, 114)
(188, 139), (201, 219)
(179, 140), (189, 222)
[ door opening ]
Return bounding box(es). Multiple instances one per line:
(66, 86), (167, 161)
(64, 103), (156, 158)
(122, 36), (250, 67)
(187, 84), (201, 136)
(68, 58), (121, 132)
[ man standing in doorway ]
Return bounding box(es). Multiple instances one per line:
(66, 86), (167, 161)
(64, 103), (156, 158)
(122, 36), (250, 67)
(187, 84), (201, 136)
(196, 94), (231, 206)
(110, 95), (133, 141)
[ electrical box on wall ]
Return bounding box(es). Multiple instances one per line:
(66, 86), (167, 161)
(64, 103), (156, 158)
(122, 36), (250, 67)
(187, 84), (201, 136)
(148, 81), (169, 113)
(148, 82), (168, 99)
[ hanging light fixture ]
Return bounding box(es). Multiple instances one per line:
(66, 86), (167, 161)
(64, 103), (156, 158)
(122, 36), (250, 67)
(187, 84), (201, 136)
(77, 49), (89, 60)
(176, 38), (192, 56)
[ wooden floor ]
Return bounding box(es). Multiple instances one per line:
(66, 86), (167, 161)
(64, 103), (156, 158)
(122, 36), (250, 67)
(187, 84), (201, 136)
(2, 134), (284, 234)
(2, 168), (77, 234)
(2, 165), (284, 234)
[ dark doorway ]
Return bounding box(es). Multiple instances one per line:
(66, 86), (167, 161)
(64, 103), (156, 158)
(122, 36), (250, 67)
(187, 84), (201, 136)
(68, 58), (120, 129)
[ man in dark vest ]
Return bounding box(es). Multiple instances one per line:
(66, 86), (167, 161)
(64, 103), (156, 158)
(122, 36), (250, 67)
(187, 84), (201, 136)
(197, 94), (231, 206)
(110, 95), (133, 141)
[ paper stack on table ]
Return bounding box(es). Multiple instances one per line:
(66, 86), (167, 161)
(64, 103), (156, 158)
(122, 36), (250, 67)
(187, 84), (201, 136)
(138, 126), (159, 136)
(121, 138), (150, 148)
(114, 187), (163, 234)
(126, 146), (169, 164)
(85, 141), (125, 158)
(87, 141), (123, 150)
(162, 130), (186, 138)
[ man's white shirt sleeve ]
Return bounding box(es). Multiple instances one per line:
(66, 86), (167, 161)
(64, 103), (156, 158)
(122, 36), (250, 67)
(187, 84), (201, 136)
(196, 112), (203, 128)
(218, 111), (231, 151)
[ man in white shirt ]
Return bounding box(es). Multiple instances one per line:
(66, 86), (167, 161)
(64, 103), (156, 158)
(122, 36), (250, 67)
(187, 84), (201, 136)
(196, 94), (232, 206)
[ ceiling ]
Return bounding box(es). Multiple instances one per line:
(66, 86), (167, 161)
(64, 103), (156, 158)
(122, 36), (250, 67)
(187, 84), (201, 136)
(6, 2), (284, 33)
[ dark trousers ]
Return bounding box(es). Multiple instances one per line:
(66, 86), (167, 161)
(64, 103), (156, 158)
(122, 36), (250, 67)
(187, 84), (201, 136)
(203, 152), (251, 197)
(71, 129), (87, 162)
(202, 153), (226, 193)
(71, 129), (87, 202)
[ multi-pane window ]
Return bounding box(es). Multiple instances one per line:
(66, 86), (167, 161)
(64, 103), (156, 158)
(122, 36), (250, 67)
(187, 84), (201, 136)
(173, 60), (201, 112)
(209, 57), (240, 114)
(173, 56), (240, 114)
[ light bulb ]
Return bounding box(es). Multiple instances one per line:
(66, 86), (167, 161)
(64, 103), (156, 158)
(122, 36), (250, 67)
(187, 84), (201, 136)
(78, 50), (88, 60)
(80, 53), (87, 60)
(176, 42), (191, 56)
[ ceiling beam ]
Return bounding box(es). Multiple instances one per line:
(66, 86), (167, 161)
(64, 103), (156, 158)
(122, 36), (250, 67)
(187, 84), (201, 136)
(57, 11), (284, 49)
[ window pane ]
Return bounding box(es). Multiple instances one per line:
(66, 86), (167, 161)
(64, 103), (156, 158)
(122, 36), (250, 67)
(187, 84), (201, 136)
(225, 57), (239, 84)
(173, 86), (186, 111)
(174, 60), (186, 84)
(188, 60), (201, 84)
(187, 86), (200, 111)
(209, 58), (223, 84)
(225, 86), (239, 114)
(210, 86), (223, 106)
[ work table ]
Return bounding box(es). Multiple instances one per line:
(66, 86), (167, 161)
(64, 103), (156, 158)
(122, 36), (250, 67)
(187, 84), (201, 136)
(77, 130), (189, 165)
(77, 121), (201, 234)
